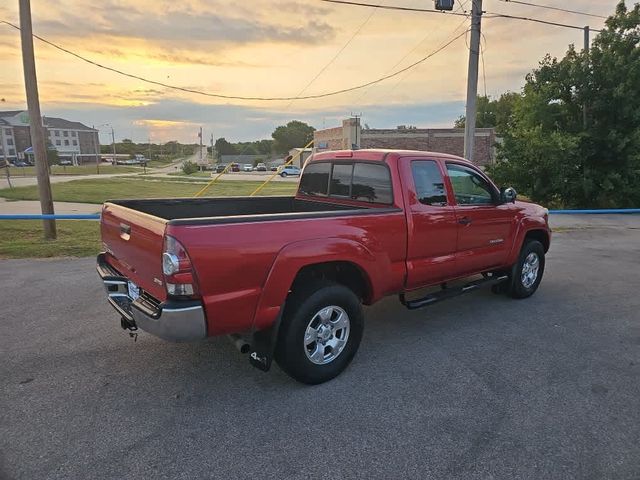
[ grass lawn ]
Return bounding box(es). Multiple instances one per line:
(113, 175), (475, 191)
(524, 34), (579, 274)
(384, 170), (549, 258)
(0, 220), (100, 259)
(168, 170), (211, 177)
(0, 177), (297, 258)
(0, 177), (298, 204)
(6, 165), (142, 176)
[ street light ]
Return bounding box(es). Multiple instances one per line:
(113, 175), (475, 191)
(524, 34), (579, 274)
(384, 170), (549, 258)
(95, 123), (116, 167)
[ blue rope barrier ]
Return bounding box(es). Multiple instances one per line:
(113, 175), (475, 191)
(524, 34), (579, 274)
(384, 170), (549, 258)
(0, 210), (638, 220)
(549, 209), (640, 214)
(0, 214), (100, 220)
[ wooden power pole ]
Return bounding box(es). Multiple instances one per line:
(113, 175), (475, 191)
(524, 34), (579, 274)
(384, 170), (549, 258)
(19, 0), (56, 239)
(463, 0), (483, 163)
(583, 26), (590, 129)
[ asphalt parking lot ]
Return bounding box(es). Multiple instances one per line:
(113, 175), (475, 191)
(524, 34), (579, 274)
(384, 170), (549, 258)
(1, 215), (639, 479)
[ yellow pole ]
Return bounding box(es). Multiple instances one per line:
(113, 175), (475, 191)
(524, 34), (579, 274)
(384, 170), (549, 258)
(193, 162), (234, 198)
(250, 139), (314, 197)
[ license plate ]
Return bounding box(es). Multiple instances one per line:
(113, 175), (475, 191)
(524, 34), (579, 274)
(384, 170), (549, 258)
(127, 281), (140, 301)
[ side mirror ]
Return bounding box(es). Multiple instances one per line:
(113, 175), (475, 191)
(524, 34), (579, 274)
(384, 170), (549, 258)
(500, 187), (517, 204)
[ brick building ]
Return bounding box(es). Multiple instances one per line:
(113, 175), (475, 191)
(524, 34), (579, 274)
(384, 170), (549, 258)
(314, 118), (497, 167)
(0, 110), (99, 164)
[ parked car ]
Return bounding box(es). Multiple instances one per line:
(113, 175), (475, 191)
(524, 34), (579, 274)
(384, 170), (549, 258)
(243, 164), (253, 172)
(215, 164), (227, 173)
(97, 149), (550, 384)
(279, 165), (301, 177)
(230, 163), (240, 172)
(256, 163), (267, 172)
(270, 166), (278, 172)
(14, 161), (27, 167)
(59, 160), (73, 166)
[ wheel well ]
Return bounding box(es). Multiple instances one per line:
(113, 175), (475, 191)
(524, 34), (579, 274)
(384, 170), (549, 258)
(291, 262), (371, 303)
(524, 229), (550, 252)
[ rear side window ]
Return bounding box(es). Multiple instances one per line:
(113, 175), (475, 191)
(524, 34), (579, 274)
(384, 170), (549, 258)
(301, 161), (393, 204)
(411, 161), (447, 206)
(330, 164), (353, 197)
(351, 163), (393, 204)
(299, 162), (330, 196)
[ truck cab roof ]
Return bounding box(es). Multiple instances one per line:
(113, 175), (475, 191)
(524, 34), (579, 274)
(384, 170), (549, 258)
(310, 149), (472, 165)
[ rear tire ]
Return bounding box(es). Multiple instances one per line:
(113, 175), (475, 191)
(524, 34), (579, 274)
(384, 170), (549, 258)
(509, 240), (545, 299)
(275, 280), (364, 384)
(281, 172), (287, 177)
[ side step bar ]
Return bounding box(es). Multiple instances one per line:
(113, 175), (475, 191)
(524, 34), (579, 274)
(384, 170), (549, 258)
(399, 274), (509, 310)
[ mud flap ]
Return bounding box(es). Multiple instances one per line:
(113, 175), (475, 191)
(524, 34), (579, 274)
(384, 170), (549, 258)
(248, 306), (283, 372)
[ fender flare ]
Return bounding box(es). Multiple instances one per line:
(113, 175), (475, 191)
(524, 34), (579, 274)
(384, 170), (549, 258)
(251, 237), (381, 331)
(506, 217), (550, 266)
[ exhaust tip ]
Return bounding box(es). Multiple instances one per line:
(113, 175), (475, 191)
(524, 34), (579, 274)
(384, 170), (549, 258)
(228, 334), (251, 354)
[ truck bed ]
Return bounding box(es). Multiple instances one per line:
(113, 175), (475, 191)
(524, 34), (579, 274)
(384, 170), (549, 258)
(108, 196), (376, 224)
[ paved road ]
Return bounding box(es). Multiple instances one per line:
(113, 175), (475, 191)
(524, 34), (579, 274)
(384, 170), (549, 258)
(1, 216), (639, 479)
(0, 198), (100, 215)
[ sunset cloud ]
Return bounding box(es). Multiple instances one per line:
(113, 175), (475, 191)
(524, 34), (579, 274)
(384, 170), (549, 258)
(0, 0), (615, 142)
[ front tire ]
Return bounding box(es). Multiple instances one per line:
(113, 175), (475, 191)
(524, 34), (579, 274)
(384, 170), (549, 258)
(510, 240), (545, 299)
(280, 172), (287, 177)
(275, 281), (364, 384)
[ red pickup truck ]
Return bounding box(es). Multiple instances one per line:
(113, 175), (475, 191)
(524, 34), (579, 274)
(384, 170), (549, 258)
(97, 149), (550, 384)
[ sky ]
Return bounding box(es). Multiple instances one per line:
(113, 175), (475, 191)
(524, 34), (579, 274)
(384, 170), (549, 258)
(0, 0), (615, 145)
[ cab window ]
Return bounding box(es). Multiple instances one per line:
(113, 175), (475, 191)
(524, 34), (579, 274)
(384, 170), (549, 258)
(411, 161), (447, 206)
(446, 164), (495, 205)
(299, 162), (330, 196)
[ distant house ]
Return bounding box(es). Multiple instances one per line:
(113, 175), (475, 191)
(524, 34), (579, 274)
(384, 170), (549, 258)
(0, 110), (99, 165)
(288, 148), (313, 169)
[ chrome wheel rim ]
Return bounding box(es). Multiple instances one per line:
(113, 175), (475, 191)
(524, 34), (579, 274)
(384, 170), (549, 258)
(521, 252), (540, 289)
(304, 306), (350, 365)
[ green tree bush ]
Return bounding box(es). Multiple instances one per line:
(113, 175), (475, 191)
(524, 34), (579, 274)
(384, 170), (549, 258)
(488, 2), (640, 208)
(181, 160), (198, 175)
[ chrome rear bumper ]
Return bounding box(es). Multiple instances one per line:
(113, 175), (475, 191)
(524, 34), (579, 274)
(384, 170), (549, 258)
(97, 253), (207, 342)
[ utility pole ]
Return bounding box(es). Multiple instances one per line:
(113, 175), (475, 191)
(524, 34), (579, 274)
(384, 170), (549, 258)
(92, 125), (100, 174)
(199, 127), (203, 163)
(0, 128), (12, 188)
(210, 133), (214, 162)
(19, 0), (56, 239)
(148, 136), (152, 160)
(583, 26), (590, 129)
(110, 126), (116, 160)
(463, 0), (483, 163)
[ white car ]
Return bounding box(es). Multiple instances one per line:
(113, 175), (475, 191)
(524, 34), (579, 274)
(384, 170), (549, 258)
(278, 165), (301, 177)
(243, 164), (253, 172)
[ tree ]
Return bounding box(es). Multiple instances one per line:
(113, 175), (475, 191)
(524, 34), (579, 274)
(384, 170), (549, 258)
(487, 1), (640, 208)
(454, 93), (520, 133)
(215, 137), (236, 156)
(46, 147), (59, 166)
(271, 120), (315, 154)
(182, 160), (198, 175)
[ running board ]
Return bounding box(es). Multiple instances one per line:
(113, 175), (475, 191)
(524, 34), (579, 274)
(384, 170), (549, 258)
(399, 274), (509, 310)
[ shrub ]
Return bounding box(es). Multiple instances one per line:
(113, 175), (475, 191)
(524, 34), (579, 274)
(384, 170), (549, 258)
(182, 160), (198, 175)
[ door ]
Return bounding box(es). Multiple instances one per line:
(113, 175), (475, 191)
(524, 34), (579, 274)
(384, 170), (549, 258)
(403, 159), (459, 289)
(445, 162), (516, 275)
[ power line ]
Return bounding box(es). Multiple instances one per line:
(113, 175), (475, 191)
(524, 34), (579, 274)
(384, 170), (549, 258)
(286, 7), (377, 108)
(0, 19), (467, 101)
(483, 12), (602, 32)
(321, 0), (468, 17)
(321, 0), (603, 32)
(384, 16), (470, 98)
(351, 0), (470, 105)
(498, 0), (607, 20)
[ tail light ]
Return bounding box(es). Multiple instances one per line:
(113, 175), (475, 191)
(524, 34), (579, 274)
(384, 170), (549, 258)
(162, 235), (199, 298)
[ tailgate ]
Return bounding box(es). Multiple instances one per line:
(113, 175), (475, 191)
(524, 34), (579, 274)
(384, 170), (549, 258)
(100, 202), (168, 301)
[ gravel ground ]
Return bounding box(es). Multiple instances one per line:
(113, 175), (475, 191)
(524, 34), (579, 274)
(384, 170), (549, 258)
(1, 215), (639, 479)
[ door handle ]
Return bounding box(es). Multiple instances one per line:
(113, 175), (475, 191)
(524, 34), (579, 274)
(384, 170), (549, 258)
(458, 216), (472, 225)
